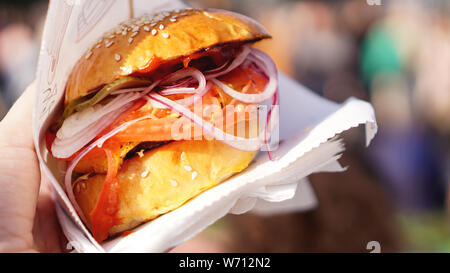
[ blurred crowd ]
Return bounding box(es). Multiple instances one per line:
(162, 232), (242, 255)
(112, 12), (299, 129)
(0, 0), (46, 111)
(1, 0), (449, 252)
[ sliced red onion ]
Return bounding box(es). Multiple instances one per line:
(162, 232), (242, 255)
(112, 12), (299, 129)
(205, 46), (251, 79)
(53, 92), (142, 158)
(147, 93), (266, 151)
(52, 104), (129, 158)
(160, 77), (195, 89)
(60, 45), (280, 165)
(56, 92), (141, 139)
(243, 59), (269, 80)
(203, 58), (230, 74)
(161, 67), (203, 85)
(142, 79), (162, 95)
(264, 91), (279, 161)
(147, 96), (168, 109)
(160, 68), (206, 96)
(159, 87), (197, 96)
(64, 114), (156, 223)
(210, 48), (278, 103)
(174, 81), (213, 107)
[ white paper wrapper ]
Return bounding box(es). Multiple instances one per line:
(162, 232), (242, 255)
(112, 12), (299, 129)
(33, 0), (377, 253)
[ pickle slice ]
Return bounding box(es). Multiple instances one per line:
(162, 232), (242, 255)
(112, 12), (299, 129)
(62, 76), (152, 120)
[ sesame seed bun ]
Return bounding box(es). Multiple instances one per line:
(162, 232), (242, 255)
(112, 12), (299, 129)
(64, 8), (270, 105)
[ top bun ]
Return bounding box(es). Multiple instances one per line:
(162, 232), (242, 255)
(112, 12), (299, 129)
(64, 8), (270, 105)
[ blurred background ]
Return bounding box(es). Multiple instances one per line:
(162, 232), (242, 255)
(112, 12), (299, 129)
(1, 0), (449, 252)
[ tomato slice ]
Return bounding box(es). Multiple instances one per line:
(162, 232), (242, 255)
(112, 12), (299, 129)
(219, 67), (268, 97)
(89, 148), (121, 242)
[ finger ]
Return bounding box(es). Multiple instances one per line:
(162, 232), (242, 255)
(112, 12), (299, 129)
(0, 81), (36, 150)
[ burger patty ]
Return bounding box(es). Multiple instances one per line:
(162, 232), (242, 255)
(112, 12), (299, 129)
(124, 141), (171, 160)
(73, 141), (171, 174)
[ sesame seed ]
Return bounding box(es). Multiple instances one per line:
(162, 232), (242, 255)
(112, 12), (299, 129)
(108, 34), (115, 39)
(74, 184), (81, 194)
(184, 165), (192, 172)
(162, 33), (169, 39)
(137, 149), (145, 157)
(170, 18), (177, 22)
(150, 22), (157, 27)
(141, 170), (149, 178)
(132, 26), (139, 32)
(191, 171), (198, 180)
(143, 26), (150, 31)
(159, 24), (164, 30)
(128, 37), (133, 43)
(169, 179), (178, 187)
(78, 173), (90, 181)
(114, 53), (121, 61)
(105, 40), (114, 48)
(180, 152), (185, 160)
(85, 51), (93, 59)
(151, 29), (157, 36)
(130, 31), (138, 37)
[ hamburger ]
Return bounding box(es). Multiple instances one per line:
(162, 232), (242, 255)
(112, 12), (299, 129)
(45, 8), (279, 243)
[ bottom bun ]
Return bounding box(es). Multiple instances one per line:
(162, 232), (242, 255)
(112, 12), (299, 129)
(74, 139), (257, 236)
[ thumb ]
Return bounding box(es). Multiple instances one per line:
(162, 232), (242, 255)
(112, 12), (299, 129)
(0, 82), (40, 251)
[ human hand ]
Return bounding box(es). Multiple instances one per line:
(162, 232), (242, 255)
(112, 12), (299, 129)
(0, 82), (65, 252)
